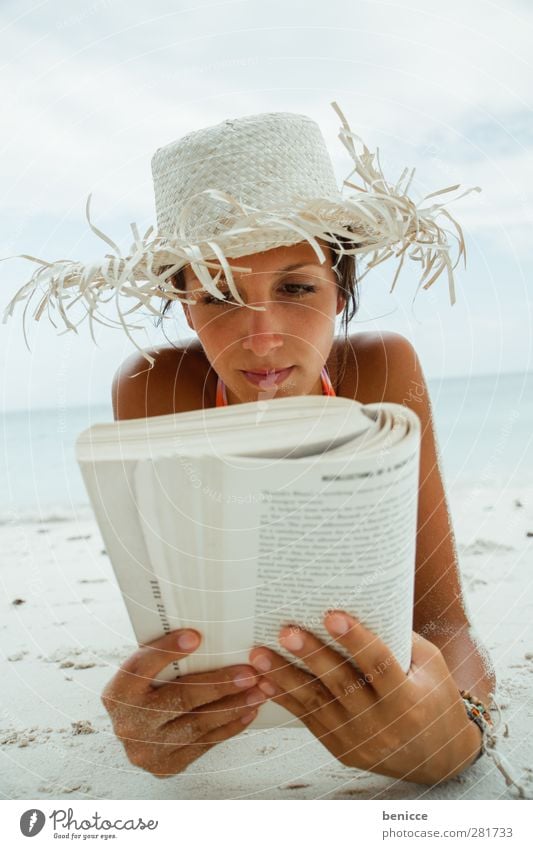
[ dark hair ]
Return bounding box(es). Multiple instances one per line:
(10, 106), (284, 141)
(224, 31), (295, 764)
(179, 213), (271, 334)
(155, 235), (359, 386)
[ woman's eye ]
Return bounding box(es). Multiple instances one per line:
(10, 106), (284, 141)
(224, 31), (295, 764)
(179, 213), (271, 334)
(200, 291), (234, 305)
(281, 283), (317, 297)
(199, 283), (316, 305)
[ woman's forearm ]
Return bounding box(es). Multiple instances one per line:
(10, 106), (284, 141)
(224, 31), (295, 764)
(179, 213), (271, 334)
(420, 622), (496, 783)
(429, 621), (497, 708)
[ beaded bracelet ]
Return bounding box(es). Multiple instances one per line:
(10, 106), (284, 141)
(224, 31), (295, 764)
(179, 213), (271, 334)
(461, 689), (493, 731)
(459, 691), (526, 796)
(460, 689), (493, 761)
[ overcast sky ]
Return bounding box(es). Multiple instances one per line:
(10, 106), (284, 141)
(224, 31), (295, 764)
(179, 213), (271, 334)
(1, 0), (532, 412)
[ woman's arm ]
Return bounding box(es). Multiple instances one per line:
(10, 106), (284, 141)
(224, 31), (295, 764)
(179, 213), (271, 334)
(360, 332), (497, 706)
(244, 333), (497, 783)
(111, 342), (210, 420)
(238, 331), (499, 783)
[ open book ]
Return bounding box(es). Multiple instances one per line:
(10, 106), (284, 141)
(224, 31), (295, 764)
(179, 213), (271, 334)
(76, 396), (421, 729)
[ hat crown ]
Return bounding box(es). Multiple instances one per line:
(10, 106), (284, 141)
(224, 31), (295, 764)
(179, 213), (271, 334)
(151, 111), (341, 242)
(5, 99), (478, 365)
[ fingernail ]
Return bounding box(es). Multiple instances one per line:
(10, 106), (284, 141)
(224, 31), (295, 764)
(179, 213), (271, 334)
(279, 629), (304, 651)
(233, 670), (256, 689)
(177, 630), (200, 650)
(250, 652), (272, 672)
(241, 711), (257, 725)
(326, 613), (351, 635)
(258, 679), (277, 697)
(246, 687), (267, 706)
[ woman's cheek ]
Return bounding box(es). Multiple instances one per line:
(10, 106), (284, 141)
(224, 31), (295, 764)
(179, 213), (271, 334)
(195, 320), (234, 367)
(298, 304), (336, 348)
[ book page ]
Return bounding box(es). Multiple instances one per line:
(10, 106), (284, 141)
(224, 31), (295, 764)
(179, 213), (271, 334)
(77, 401), (420, 728)
(131, 453), (260, 683)
(220, 434), (420, 676)
(77, 460), (181, 656)
(76, 396), (373, 461)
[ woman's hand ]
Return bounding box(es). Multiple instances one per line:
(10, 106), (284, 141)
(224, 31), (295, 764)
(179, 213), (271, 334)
(248, 610), (482, 785)
(101, 628), (267, 778)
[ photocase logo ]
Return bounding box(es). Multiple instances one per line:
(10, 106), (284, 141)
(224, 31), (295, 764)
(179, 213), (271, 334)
(20, 809), (45, 836)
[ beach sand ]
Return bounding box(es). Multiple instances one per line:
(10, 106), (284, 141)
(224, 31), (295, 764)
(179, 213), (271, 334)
(1, 484), (532, 800)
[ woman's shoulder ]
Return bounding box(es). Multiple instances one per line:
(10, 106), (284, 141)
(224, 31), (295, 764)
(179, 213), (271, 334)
(111, 331), (418, 420)
(335, 330), (419, 403)
(111, 340), (215, 420)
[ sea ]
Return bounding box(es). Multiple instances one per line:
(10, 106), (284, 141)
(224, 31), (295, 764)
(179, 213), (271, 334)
(1, 370), (532, 520)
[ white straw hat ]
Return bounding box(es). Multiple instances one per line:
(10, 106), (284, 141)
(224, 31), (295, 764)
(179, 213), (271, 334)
(2, 101), (481, 365)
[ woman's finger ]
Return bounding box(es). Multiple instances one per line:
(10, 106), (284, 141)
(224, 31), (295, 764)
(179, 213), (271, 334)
(144, 664), (259, 718)
(102, 629), (202, 705)
(324, 611), (407, 699)
(140, 710), (261, 779)
(276, 624), (374, 709)
(249, 647), (346, 730)
(157, 688), (268, 745)
(265, 685), (343, 744)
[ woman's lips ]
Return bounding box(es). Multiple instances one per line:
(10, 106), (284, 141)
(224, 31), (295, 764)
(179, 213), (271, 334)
(240, 366), (294, 387)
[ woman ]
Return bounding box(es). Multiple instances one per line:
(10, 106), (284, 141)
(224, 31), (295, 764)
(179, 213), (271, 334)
(4, 102), (496, 784)
(104, 233), (495, 784)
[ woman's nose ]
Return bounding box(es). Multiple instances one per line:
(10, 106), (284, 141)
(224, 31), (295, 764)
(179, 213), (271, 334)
(241, 303), (284, 356)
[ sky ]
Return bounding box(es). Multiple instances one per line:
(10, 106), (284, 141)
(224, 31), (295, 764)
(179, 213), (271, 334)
(1, 0), (532, 411)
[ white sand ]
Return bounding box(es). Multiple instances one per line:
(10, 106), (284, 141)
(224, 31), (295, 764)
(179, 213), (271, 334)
(1, 484), (532, 800)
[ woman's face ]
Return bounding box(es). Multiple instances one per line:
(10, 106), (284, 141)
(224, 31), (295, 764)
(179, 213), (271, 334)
(181, 240), (346, 404)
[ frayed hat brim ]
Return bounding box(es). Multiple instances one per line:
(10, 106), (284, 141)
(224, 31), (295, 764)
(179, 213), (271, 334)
(1, 101), (481, 366)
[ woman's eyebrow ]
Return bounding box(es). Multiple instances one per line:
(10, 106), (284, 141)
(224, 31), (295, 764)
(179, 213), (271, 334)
(231, 262), (323, 282)
(186, 261), (323, 289)
(221, 262), (322, 279)
(271, 261), (323, 277)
